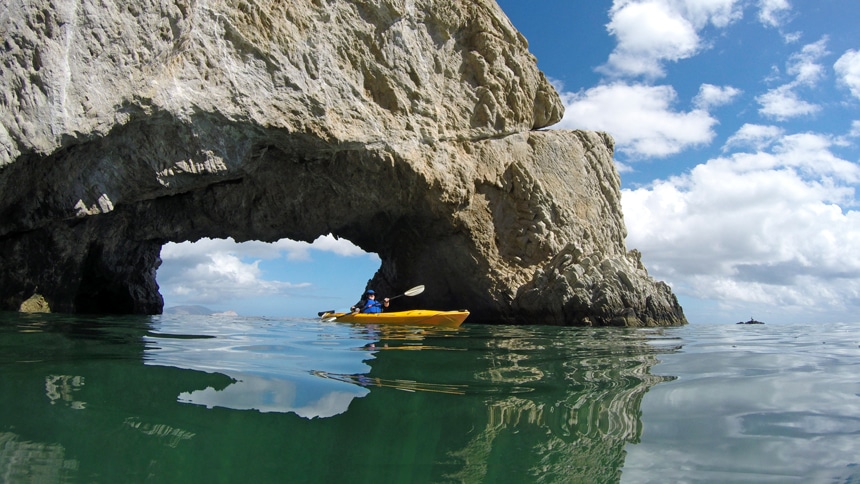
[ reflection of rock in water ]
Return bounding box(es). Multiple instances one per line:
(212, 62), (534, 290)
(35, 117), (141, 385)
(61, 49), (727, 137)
(447, 327), (674, 483)
(123, 417), (196, 448)
(45, 374), (86, 409)
(0, 432), (78, 482)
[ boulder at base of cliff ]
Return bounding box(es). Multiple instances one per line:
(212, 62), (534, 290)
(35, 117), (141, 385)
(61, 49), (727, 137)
(19, 294), (51, 313)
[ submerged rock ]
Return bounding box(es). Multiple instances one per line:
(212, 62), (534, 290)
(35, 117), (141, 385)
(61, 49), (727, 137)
(0, 0), (685, 325)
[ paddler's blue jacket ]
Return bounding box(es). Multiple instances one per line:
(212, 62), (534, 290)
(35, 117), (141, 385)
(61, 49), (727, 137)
(360, 299), (383, 313)
(352, 290), (387, 314)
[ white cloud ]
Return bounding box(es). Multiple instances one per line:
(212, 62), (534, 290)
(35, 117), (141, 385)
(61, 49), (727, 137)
(787, 37), (828, 86)
(756, 38), (828, 120)
(756, 85), (820, 120)
(834, 49), (860, 100)
(850, 121), (860, 139)
(159, 235), (374, 306)
(599, 0), (743, 79)
(693, 83), (742, 110)
(679, 0), (743, 28)
(159, 248), (311, 305)
(302, 234), (368, 257)
(600, 2), (700, 78)
(622, 127), (860, 319)
(161, 235), (368, 263)
(773, 133), (860, 182)
(724, 124), (784, 151)
(757, 0), (792, 28)
(556, 82), (717, 158)
(615, 160), (635, 173)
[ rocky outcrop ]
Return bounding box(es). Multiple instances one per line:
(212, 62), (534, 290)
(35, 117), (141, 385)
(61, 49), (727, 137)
(0, 0), (686, 325)
(18, 293), (50, 313)
(737, 318), (764, 324)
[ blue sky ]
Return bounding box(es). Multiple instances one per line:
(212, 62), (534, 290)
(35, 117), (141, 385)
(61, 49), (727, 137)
(158, 0), (860, 324)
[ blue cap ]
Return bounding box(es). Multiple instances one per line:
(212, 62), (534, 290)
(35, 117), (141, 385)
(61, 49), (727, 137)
(366, 290), (375, 295)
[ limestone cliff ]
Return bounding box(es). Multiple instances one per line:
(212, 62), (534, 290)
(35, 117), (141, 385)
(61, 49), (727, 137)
(0, 0), (686, 325)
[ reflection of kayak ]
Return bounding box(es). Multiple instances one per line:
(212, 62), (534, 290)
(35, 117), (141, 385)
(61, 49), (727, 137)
(321, 310), (469, 328)
(312, 370), (467, 394)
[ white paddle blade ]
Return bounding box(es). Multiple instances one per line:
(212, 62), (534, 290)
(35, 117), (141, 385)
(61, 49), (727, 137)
(321, 312), (344, 322)
(404, 285), (425, 297)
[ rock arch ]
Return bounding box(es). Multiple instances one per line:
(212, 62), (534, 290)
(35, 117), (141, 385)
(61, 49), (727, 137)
(0, 0), (685, 325)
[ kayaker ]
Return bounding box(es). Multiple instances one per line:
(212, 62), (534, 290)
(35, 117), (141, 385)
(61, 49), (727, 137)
(350, 290), (390, 314)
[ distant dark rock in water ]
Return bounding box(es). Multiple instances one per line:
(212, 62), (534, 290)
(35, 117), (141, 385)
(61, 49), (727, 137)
(737, 318), (765, 325)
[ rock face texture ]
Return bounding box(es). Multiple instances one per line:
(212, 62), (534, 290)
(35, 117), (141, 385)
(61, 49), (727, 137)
(0, 0), (686, 325)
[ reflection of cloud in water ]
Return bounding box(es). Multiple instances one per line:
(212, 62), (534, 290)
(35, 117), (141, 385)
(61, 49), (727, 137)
(178, 372), (368, 418)
(622, 324), (860, 482)
(145, 316), (379, 418)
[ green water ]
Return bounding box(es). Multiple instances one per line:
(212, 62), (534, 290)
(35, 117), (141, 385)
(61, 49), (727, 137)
(1, 313), (858, 483)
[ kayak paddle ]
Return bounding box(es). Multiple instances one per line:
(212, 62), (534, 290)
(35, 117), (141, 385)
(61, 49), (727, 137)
(320, 285), (425, 321)
(389, 285), (425, 300)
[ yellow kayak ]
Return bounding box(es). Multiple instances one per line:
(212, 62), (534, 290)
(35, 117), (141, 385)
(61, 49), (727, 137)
(320, 310), (469, 328)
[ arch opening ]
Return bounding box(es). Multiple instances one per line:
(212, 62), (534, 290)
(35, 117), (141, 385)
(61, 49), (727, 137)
(156, 235), (381, 318)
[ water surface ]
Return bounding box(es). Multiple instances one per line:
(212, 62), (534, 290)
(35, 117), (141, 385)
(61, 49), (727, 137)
(1, 313), (857, 483)
(621, 322), (860, 483)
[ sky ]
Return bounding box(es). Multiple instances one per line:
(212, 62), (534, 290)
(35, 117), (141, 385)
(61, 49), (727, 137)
(158, 0), (860, 324)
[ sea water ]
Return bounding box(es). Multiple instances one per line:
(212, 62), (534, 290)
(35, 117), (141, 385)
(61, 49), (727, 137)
(0, 312), (858, 483)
